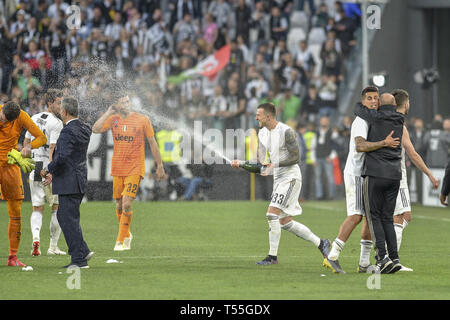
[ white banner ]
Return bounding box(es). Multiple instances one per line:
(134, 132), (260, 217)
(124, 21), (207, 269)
(422, 169), (446, 207)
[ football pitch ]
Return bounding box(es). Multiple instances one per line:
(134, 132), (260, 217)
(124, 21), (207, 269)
(0, 200), (449, 300)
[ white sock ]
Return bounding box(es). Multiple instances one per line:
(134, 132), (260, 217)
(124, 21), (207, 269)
(328, 238), (345, 261)
(49, 211), (61, 248)
(31, 211), (43, 242)
(359, 240), (373, 267)
(394, 223), (404, 251)
(402, 219), (409, 229)
(281, 220), (321, 247)
(267, 214), (281, 257)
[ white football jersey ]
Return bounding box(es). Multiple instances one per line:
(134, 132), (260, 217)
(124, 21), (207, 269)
(25, 111), (63, 181)
(258, 122), (301, 181)
(344, 116), (369, 177)
(400, 147), (408, 188)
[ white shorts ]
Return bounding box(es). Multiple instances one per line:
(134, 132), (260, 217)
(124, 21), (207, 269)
(269, 178), (303, 218)
(29, 180), (59, 207)
(394, 187), (411, 215)
(344, 173), (365, 216)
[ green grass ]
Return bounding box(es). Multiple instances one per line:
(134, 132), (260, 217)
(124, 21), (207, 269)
(0, 200), (449, 300)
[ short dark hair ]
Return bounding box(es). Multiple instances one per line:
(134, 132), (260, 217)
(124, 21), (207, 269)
(361, 86), (379, 98)
(44, 89), (63, 105)
(2, 101), (21, 121)
(257, 102), (276, 116)
(61, 97), (79, 117)
(392, 89), (409, 107)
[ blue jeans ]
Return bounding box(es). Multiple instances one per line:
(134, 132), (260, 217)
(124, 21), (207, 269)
(296, 0), (316, 15)
(314, 158), (335, 199)
(177, 177), (204, 200)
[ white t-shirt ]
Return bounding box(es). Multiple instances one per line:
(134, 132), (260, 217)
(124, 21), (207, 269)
(258, 122), (301, 182)
(344, 116), (369, 177)
(25, 112), (63, 181)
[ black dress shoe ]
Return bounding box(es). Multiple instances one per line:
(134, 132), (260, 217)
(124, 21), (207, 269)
(63, 261), (89, 269)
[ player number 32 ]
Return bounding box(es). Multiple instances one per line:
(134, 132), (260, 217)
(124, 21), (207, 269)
(126, 183), (138, 194)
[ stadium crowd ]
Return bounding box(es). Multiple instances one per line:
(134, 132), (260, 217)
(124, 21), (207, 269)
(0, 0), (448, 201)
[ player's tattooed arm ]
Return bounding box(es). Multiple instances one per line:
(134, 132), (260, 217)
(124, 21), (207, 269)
(257, 139), (266, 165)
(278, 128), (300, 167)
(355, 131), (400, 152)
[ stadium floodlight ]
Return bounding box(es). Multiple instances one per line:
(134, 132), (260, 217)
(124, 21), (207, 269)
(370, 71), (387, 87)
(414, 68), (440, 89)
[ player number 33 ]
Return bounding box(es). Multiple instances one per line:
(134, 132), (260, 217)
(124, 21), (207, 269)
(271, 193), (285, 205)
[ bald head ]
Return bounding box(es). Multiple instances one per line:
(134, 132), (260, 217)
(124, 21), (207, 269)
(380, 93), (396, 106)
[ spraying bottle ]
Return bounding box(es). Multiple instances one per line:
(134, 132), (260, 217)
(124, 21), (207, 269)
(236, 161), (267, 174)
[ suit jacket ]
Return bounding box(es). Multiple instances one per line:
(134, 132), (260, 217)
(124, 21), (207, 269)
(48, 119), (92, 195)
(442, 160), (450, 196)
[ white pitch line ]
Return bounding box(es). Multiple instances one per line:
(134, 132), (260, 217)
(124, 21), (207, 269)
(414, 215), (450, 223)
(105, 255), (362, 260)
(307, 204), (450, 223)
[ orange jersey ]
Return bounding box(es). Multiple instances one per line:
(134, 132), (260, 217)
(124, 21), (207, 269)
(101, 112), (154, 177)
(0, 105), (47, 167)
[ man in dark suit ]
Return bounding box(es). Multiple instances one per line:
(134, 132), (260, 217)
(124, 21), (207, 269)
(441, 160), (450, 206)
(41, 97), (94, 268)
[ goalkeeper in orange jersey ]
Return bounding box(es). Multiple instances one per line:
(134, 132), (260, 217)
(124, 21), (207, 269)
(92, 94), (166, 251)
(0, 101), (47, 266)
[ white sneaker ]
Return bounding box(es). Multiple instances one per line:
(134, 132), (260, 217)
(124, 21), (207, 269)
(399, 265), (413, 272)
(47, 247), (67, 255)
(114, 242), (125, 251)
(123, 232), (133, 250)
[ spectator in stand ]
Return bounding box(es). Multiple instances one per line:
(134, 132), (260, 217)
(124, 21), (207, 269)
(406, 117), (428, 203)
(249, 1), (269, 60)
(173, 12), (198, 47)
(315, 116), (336, 200)
(333, 8), (357, 58)
(235, 0), (251, 44)
(254, 52), (272, 82)
(13, 63), (42, 101)
(300, 84), (321, 123)
(23, 40), (47, 71)
(313, 3), (329, 28)
(202, 12), (218, 46)
(206, 85), (228, 131)
(272, 39), (288, 70)
(276, 87), (301, 123)
(317, 74), (338, 118)
(18, 16), (41, 54)
(245, 67), (269, 100)
(423, 119), (450, 168)
(303, 121), (317, 200)
(105, 11), (124, 48)
(47, 0), (68, 20)
(225, 39), (246, 80)
(34, 56), (54, 92)
(246, 87), (259, 130)
(270, 5), (288, 42)
(321, 39), (341, 77)
(208, 0), (232, 30)
(224, 78), (246, 130)
(295, 40), (316, 77)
